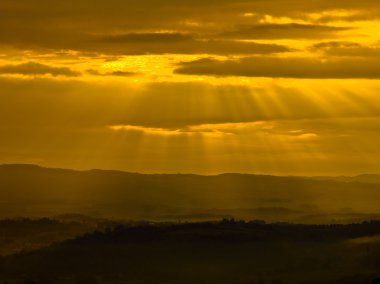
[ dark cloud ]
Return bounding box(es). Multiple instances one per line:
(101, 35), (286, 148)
(311, 41), (361, 50)
(91, 35), (291, 55)
(0, 28), (292, 55)
(0, 62), (80, 77)
(97, 33), (193, 43)
(311, 41), (380, 58)
(86, 69), (137, 77)
(1, 0), (378, 26)
(313, 13), (366, 24)
(0, 0), (378, 54)
(110, 71), (138, 76)
(220, 24), (351, 40)
(175, 57), (380, 79)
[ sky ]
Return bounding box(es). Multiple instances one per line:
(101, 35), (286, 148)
(1, 0), (380, 175)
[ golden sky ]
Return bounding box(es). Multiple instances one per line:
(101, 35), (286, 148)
(1, 0), (380, 175)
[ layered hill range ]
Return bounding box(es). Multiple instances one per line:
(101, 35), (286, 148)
(1, 164), (380, 224)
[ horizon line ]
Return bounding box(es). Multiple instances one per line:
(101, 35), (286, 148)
(1, 163), (379, 178)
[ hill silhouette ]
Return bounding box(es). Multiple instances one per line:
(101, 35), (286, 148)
(309, 174), (380, 184)
(1, 164), (380, 223)
(0, 217), (97, 256)
(1, 221), (380, 284)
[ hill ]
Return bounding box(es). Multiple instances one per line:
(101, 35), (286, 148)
(1, 221), (380, 284)
(1, 164), (380, 223)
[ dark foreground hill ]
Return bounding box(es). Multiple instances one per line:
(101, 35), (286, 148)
(1, 221), (380, 284)
(1, 164), (380, 223)
(0, 217), (115, 256)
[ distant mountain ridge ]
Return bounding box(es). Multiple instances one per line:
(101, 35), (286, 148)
(1, 164), (380, 223)
(2, 163), (380, 181)
(308, 174), (380, 184)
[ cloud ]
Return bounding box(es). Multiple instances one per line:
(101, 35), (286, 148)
(0, 62), (80, 77)
(110, 125), (183, 136)
(1, 78), (379, 131)
(311, 41), (361, 50)
(311, 41), (380, 58)
(175, 57), (380, 79)
(0, 28), (292, 55)
(220, 23), (350, 40)
(86, 69), (137, 76)
(311, 10), (375, 24)
(109, 121), (272, 137)
(88, 33), (292, 55)
(1, 0), (377, 54)
(294, 133), (318, 140)
(98, 33), (193, 43)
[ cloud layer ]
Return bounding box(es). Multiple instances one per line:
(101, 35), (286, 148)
(175, 57), (380, 79)
(0, 0), (377, 54)
(0, 62), (80, 77)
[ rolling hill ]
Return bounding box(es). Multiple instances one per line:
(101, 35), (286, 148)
(1, 164), (380, 223)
